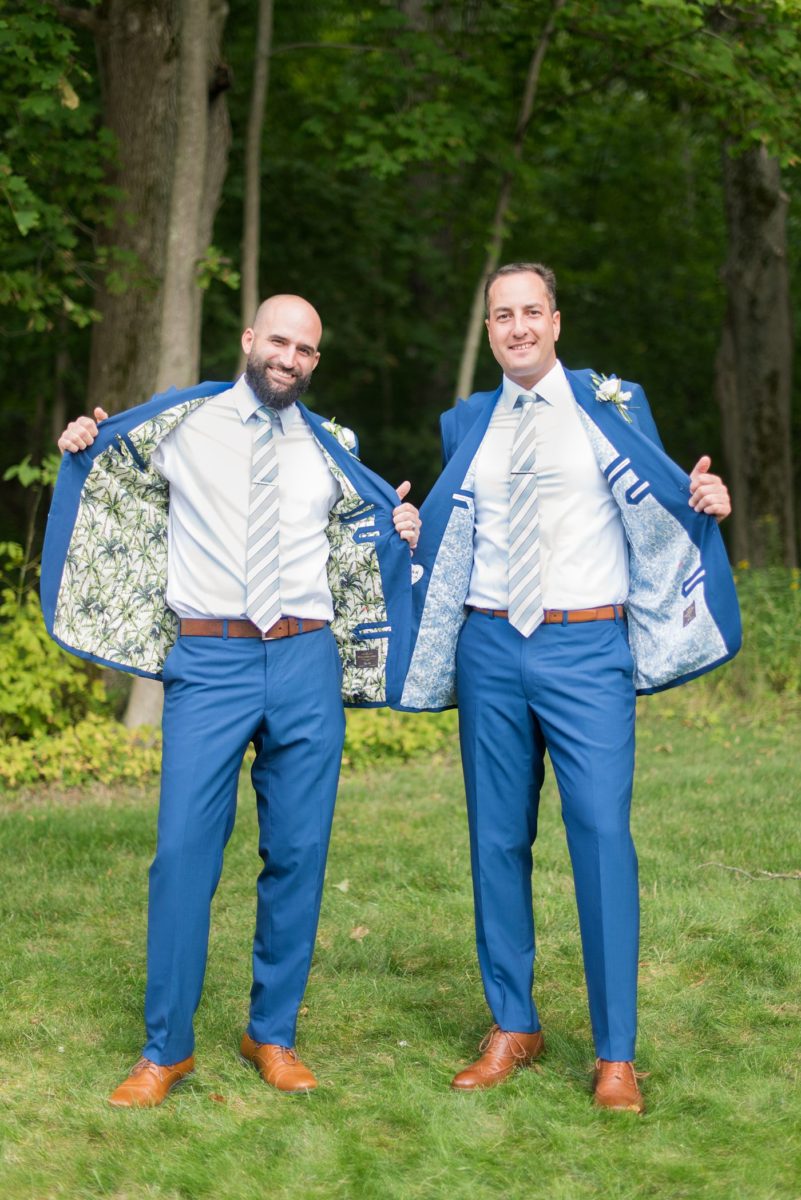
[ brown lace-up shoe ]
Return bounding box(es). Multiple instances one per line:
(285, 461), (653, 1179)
(240, 1033), (318, 1093)
(108, 1055), (195, 1108)
(592, 1059), (645, 1113)
(450, 1024), (545, 1090)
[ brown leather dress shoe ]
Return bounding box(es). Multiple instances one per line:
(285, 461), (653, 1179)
(593, 1059), (645, 1113)
(451, 1024), (545, 1090)
(240, 1033), (318, 1093)
(108, 1055), (195, 1108)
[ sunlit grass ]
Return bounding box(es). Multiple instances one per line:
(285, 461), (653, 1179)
(1, 696), (800, 1199)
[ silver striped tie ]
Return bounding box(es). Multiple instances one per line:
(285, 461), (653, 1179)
(508, 391), (544, 637)
(246, 405), (282, 633)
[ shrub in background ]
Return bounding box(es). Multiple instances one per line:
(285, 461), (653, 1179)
(0, 718), (161, 790)
(0, 542), (111, 739)
(687, 564), (801, 705)
(342, 707), (458, 772)
(1, 563), (798, 793)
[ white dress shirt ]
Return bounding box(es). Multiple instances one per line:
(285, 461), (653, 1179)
(152, 375), (342, 620)
(466, 360), (629, 610)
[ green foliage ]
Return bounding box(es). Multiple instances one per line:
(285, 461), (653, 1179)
(0, 2), (112, 332)
(196, 244), (241, 293)
(727, 563), (801, 695)
(3, 452), (60, 490)
(204, 0), (801, 497)
(2, 563), (798, 790)
(0, 716), (160, 790)
(3, 0), (801, 547)
(0, 543), (110, 741)
(342, 707), (457, 771)
(0, 698), (459, 792)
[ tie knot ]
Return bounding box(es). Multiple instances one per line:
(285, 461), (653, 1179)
(254, 404), (279, 426)
(515, 391), (537, 409)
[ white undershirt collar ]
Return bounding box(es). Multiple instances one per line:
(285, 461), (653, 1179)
(232, 373), (298, 434)
(500, 359), (570, 412)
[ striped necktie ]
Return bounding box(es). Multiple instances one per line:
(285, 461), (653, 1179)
(508, 391), (544, 637)
(246, 405), (282, 633)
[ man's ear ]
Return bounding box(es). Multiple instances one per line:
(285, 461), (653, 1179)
(553, 311), (561, 342)
(241, 328), (254, 356)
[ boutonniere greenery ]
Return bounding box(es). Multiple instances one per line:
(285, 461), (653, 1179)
(322, 418), (357, 452)
(591, 374), (633, 423)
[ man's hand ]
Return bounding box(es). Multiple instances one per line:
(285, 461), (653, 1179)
(57, 406), (109, 453)
(393, 480), (421, 550)
(689, 455), (731, 522)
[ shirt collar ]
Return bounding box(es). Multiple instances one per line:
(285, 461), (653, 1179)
(232, 373), (298, 434)
(500, 360), (570, 411)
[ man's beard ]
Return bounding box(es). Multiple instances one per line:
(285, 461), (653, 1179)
(245, 356), (312, 410)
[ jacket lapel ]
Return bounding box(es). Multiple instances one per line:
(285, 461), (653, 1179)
(299, 403), (400, 510)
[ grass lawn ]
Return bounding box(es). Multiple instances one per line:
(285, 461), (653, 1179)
(1, 699), (800, 1199)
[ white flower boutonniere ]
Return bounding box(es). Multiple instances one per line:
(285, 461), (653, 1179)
(322, 417), (357, 452)
(591, 373), (633, 423)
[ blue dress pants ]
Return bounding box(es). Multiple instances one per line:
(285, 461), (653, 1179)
(143, 626), (345, 1065)
(456, 610), (639, 1061)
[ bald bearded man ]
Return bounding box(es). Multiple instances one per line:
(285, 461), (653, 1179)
(45, 295), (420, 1107)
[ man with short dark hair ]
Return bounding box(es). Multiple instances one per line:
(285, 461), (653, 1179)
(400, 263), (738, 1112)
(45, 294), (420, 1107)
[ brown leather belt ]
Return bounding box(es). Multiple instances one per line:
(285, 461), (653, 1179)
(179, 617), (327, 641)
(469, 605), (625, 624)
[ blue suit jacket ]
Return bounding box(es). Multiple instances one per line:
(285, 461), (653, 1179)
(399, 369), (741, 710)
(41, 382), (412, 708)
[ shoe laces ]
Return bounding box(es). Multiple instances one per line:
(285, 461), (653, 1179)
(128, 1057), (164, 1078)
(479, 1025), (531, 1061)
(595, 1058), (648, 1081)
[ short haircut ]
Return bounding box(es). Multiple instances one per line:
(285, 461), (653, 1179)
(484, 262), (557, 316)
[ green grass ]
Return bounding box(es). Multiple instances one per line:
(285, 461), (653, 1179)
(1, 697), (800, 1199)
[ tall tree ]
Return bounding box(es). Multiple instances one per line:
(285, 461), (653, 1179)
(79, 0), (230, 415)
(454, 0), (566, 401)
(59, 0), (232, 726)
(715, 144), (796, 566)
(238, 0), (274, 368)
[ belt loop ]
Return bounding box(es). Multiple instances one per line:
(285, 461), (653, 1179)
(613, 606), (622, 623)
(561, 610), (569, 626)
(297, 618), (304, 634)
(222, 619), (229, 640)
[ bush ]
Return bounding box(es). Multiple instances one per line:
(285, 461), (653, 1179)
(0, 543), (112, 739)
(1, 558), (796, 792)
(0, 709), (458, 792)
(0, 717), (162, 790)
(342, 707), (458, 771)
(688, 564), (801, 706)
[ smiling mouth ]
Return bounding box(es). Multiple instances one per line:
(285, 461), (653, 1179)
(266, 365), (299, 384)
(510, 341), (535, 352)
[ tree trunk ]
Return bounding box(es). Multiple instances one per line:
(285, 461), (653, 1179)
(84, 0), (230, 725)
(714, 143), (797, 567)
(453, 0), (565, 402)
(238, 0), (274, 369)
(88, 0), (175, 414)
